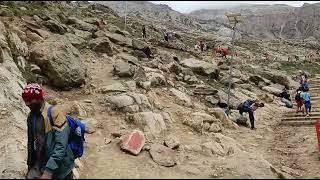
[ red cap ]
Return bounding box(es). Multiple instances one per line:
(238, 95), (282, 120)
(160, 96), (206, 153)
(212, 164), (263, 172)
(22, 83), (44, 105)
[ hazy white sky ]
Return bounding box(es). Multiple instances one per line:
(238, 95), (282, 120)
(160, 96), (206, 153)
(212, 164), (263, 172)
(150, 1), (320, 13)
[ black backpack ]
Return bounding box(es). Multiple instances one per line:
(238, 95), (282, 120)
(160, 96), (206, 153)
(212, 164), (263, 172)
(295, 92), (302, 101)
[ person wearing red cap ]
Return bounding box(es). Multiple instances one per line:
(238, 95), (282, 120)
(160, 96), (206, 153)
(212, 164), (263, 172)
(22, 83), (75, 179)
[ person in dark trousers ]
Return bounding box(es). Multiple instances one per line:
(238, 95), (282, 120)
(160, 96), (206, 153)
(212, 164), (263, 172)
(279, 88), (293, 108)
(237, 100), (265, 130)
(22, 83), (75, 179)
(142, 25), (147, 39)
(164, 30), (169, 42)
(199, 41), (204, 52)
(301, 87), (312, 117)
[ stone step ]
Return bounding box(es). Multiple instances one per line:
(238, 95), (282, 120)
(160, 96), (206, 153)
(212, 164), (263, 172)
(284, 110), (320, 115)
(309, 81), (320, 84)
(309, 85), (320, 88)
(292, 104), (320, 108)
(284, 112), (320, 117)
(280, 120), (316, 126)
(281, 116), (320, 121)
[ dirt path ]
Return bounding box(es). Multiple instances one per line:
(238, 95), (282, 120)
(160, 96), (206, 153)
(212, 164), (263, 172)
(43, 49), (320, 178)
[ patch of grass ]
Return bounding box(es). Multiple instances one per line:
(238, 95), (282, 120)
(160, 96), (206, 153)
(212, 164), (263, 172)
(280, 61), (320, 78)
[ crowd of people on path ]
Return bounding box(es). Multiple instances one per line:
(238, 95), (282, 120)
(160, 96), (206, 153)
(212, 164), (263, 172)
(194, 41), (208, 52)
(278, 70), (311, 117)
(234, 70), (313, 130)
(295, 71), (311, 116)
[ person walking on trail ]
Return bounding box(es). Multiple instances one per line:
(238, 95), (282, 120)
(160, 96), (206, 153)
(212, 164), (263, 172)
(299, 70), (308, 86)
(279, 88), (293, 108)
(301, 88), (312, 117)
(295, 87), (304, 114)
(142, 25), (147, 39)
(199, 41), (204, 52)
(96, 18), (106, 30)
(164, 30), (169, 42)
(23, 84), (75, 179)
(237, 99), (265, 130)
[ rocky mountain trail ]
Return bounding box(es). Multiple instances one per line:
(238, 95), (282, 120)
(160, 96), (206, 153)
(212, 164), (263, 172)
(1, 1), (320, 179)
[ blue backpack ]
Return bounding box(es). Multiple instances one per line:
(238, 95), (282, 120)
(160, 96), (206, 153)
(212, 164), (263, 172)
(302, 83), (309, 91)
(47, 106), (85, 158)
(243, 99), (254, 109)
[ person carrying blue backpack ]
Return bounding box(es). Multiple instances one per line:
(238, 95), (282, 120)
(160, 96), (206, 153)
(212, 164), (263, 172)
(22, 83), (85, 179)
(301, 87), (312, 117)
(237, 99), (265, 130)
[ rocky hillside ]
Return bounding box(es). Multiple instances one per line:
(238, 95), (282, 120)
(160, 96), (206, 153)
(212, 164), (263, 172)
(95, 1), (203, 32)
(189, 3), (320, 41)
(0, 1), (320, 179)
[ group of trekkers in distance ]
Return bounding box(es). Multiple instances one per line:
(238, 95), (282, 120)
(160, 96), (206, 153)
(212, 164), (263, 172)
(279, 71), (311, 117)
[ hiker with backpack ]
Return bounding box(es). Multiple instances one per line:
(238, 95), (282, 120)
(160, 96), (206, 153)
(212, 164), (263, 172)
(142, 25), (147, 39)
(237, 99), (265, 130)
(295, 87), (304, 114)
(22, 83), (85, 179)
(301, 87), (312, 117)
(279, 88), (293, 108)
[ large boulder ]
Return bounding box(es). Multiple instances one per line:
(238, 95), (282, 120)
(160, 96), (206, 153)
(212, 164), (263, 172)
(261, 85), (282, 96)
(43, 19), (67, 34)
(7, 32), (28, 57)
(249, 75), (271, 86)
(208, 108), (235, 128)
(113, 61), (136, 77)
(257, 93), (274, 103)
(89, 37), (114, 56)
(170, 88), (192, 107)
(220, 76), (243, 89)
(66, 17), (97, 32)
(106, 93), (151, 112)
(131, 111), (166, 136)
(72, 29), (92, 40)
(257, 69), (292, 88)
(107, 95), (135, 108)
(0, 20), (29, 179)
(181, 58), (219, 78)
(146, 72), (166, 86)
(94, 31), (132, 47)
(64, 33), (86, 49)
(193, 85), (219, 95)
(149, 144), (176, 167)
(214, 91), (241, 110)
(132, 39), (148, 50)
(105, 32), (132, 47)
(183, 112), (222, 133)
(29, 34), (86, 88)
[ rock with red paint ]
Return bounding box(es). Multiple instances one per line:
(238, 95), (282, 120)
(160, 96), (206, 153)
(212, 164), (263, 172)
(120, 130), (145, 155)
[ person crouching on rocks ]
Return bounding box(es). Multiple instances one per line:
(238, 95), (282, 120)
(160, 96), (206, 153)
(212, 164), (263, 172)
(279, 88), (293, 108)
(237, 99), (265, 130)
